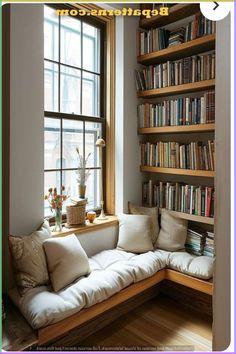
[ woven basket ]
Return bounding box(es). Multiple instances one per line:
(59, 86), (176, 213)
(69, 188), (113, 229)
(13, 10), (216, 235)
(66, 201), (86, 227)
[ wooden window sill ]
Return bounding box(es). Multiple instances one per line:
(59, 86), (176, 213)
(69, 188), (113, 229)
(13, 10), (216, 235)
(51, 215), (118, 237)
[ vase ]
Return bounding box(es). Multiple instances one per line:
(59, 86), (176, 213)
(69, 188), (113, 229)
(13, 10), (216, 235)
(53, 208), (62, 232)
(78, 185), (86, 199)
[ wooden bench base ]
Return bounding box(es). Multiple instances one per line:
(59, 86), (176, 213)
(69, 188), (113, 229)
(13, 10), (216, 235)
(38, 269), (213, 345)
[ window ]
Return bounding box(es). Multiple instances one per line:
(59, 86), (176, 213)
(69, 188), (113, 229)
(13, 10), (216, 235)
(44, 5), (105, 216)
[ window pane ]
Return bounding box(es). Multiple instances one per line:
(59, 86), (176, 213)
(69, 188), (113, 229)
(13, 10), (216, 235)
(44, 6), (59, 61)
(63, 170), (78, 200)
(82, 72), (100, 116)
(44, 171), (61, 216)
(44, 61), (58, 111)
(60, 65), (81, 114)
(61, 16), (81, 67)
(86, 169), (101, 209)
(62, 119), (83, 168)
(83, 23), (100, 73)
(85, 122), (102, 168)
(44, 118), (61, 169)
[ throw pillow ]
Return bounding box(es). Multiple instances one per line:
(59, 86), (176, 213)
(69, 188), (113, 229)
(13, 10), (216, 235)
(155, 209), (188, 251)
(117, 213), (154, 253)
(9, 220), (51, 295)
(128, 202), (159, 245)
(43, 234), (91, 292)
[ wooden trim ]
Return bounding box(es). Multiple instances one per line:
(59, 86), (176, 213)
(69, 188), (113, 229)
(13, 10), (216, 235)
(137, 80), (215, 98)
(105, 16), (116, 214)
(140, 166), (215, 178)
(140, 3), (200, 29)
(138, 123), (215, 135)
(2, 4), (11, 293)
(52, 215), (118, 237)
(38, 270), (166, 345)
(165, 269), (213, 296)
(138, 34), (216, 65)
(159, 208), (214, 225)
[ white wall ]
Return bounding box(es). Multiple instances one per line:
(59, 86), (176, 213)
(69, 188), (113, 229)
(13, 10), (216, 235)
(115, 15), (142, 213)
(5, 4), (44, 291)
(213, 14), (231, 351)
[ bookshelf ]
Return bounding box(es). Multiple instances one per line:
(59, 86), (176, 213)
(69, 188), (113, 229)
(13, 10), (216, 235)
(137, 5), (215, 227)
(138, 123), (215, 135)
(137, 80), (215, 98)
(138, 34), (215, 65)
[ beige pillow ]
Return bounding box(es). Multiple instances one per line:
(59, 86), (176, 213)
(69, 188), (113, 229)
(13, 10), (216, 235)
(128, 202), (159, 245)
(155, 209), (188, 251)
(43, 234), (90, 292)
(9, 220), (51, 295)
(117, 214), (154, 253)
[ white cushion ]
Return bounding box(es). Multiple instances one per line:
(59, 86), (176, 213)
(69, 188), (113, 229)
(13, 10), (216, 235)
(168, 251), (214, 280)
(128, 202), (160, 245)
(117, 213), (154, 253)
(9, 221), (51, 295)
(8, 249), (169, 329)
(155, 209), (188, 251)
(43, 234), (90, 292)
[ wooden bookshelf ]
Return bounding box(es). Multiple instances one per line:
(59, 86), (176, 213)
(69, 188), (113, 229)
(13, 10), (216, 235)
(159, 208), (214, 225)
(138, 123), (215, 135)
(140, 166), (215, 178)
(138, 34), (216, 65)
(137, 80), (215, 98)
(140, 3), (200, 29)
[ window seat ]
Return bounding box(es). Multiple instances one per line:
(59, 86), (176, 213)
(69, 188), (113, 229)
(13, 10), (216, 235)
(8, 248), (214, 345)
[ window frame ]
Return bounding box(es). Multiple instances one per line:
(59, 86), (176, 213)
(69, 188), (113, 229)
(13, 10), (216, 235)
(44, 3), (107, 218)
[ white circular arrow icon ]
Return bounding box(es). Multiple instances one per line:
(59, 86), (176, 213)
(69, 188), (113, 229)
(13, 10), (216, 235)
(200, 2), (231, 21)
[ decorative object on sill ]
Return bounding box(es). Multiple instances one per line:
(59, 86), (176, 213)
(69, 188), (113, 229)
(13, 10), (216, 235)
(44, 186), (69, 232)
(87, 211), (96, 223)
(76, 147), (91, 199)
(96, 137), (107, 220)
(66, 198), (87, 227)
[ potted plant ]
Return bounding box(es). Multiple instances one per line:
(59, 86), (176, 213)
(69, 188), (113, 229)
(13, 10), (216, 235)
(76, 147), (91, 199)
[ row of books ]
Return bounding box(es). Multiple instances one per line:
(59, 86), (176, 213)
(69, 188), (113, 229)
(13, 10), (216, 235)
(137, 13), (215, 55)
(135, 52), (215, 91)
(137, 91), (215, 128)
(185, 228), (214, 257)
(142, 180), (214, 217)
(185, 13), (216, 42)
(140, 140), (215, 171)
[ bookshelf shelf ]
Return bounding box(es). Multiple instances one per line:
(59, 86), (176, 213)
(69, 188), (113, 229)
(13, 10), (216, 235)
(138, 34), (216, 65)
(159, 208), (214, 225)
(140, 166), (215, 178)
(137, 80), (215, 98)
(138, 123), (215, 135)
(140, 3), (200, 29)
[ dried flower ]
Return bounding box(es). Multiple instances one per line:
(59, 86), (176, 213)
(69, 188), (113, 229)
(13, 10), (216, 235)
(44, 186), (69, 212)
(76, 147), (91, 186)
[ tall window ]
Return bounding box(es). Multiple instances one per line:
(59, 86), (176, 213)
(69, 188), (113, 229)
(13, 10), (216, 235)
(44, 5), (105, 216)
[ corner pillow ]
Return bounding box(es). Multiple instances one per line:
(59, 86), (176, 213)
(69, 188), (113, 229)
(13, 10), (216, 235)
(117, 213), (154, 253)
(43, 234), (91, 292)
(128, 202), (159, 245)
(155, 209), (188, 251)
(9, 220), (51, 295)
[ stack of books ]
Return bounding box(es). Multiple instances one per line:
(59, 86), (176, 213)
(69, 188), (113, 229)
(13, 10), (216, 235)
(142, 180), (214, 218)
(135, 51), (215, 91)
(203, 231), (215, 257)
(185, 13), (216, 42)
(168, 27), (185, 47)
(137, 28), (169, 55)
(139, 140), (215, 171)
(137, 91), (215, 128)
(185, 227), (206, 256)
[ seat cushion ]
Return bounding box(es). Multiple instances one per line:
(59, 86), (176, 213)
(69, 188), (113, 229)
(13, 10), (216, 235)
(168, 251), (214, 280)
(8, 249), (169, 329)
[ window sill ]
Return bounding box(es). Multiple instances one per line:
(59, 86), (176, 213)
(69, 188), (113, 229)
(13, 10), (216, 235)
(51, 215), (118, 237)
